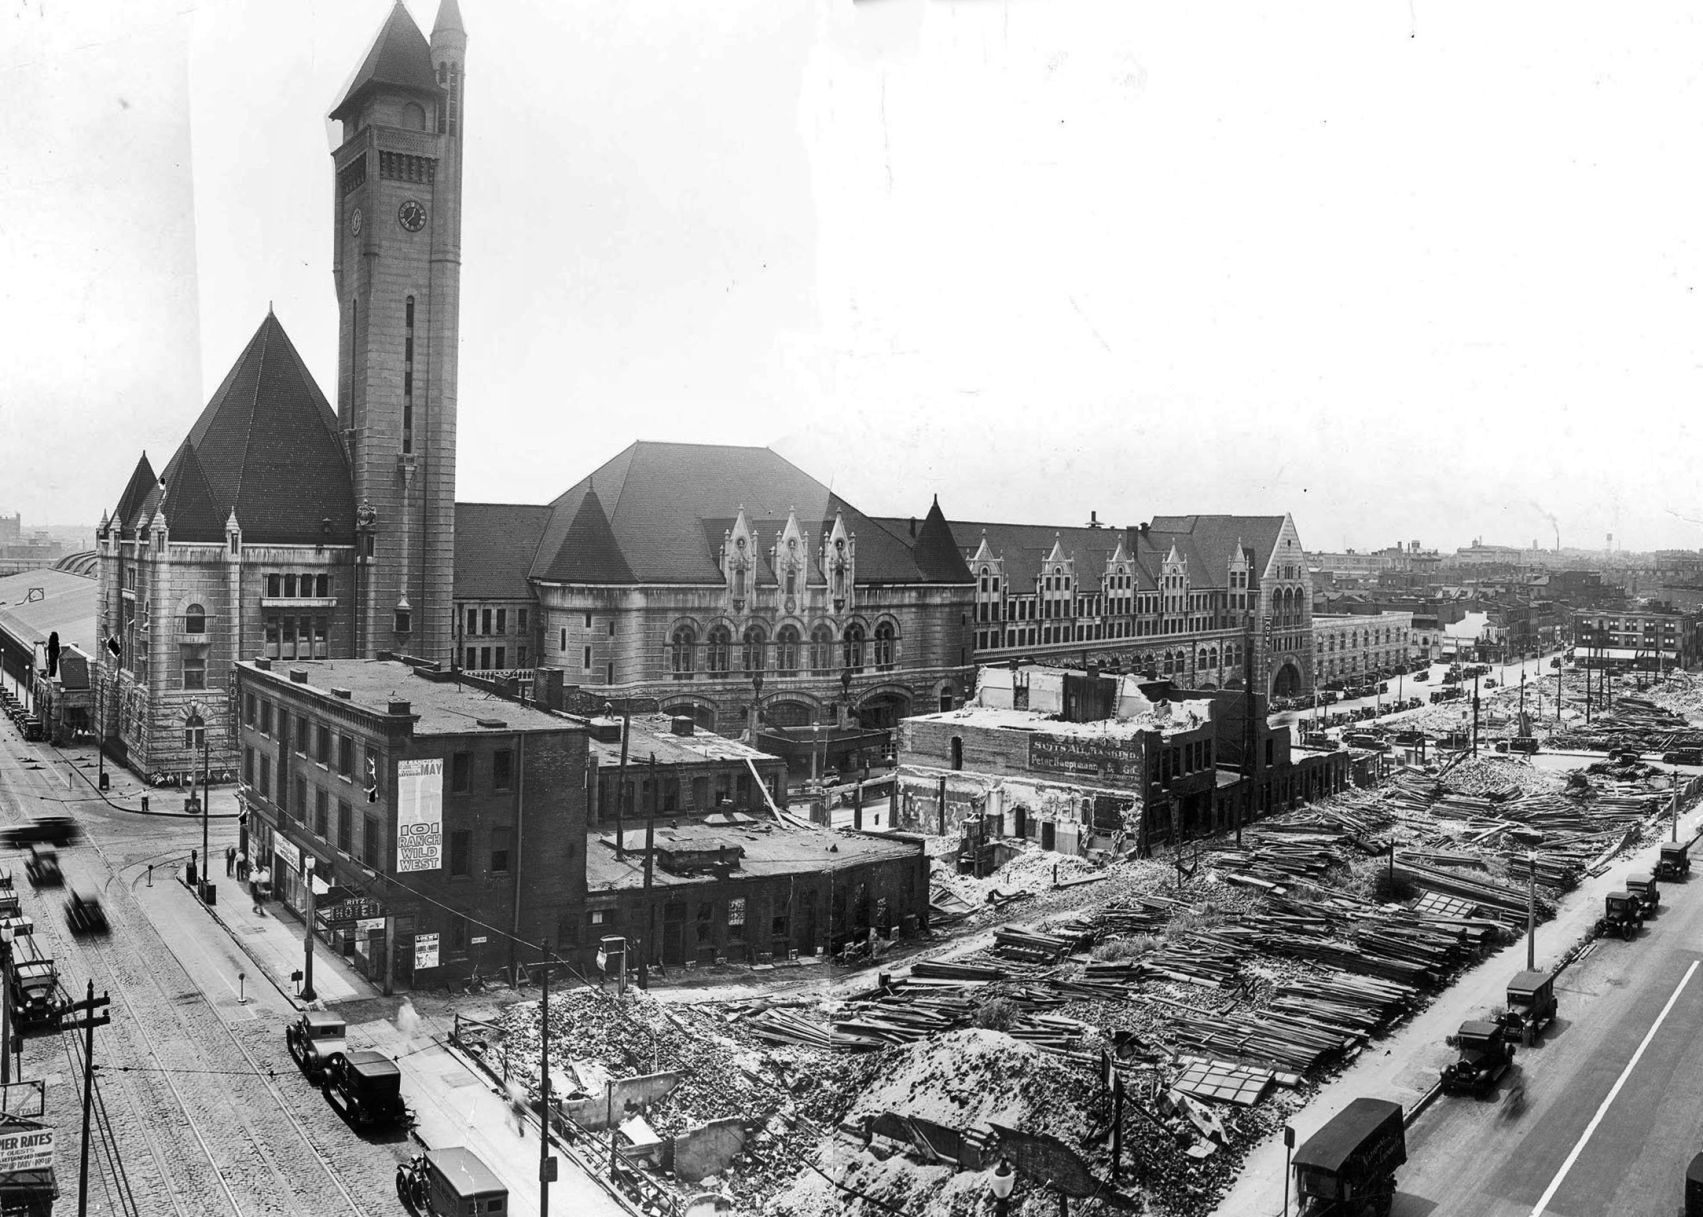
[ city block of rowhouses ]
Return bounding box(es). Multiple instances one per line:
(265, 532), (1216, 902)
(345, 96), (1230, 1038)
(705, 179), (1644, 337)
(894, 664), (1349, 860)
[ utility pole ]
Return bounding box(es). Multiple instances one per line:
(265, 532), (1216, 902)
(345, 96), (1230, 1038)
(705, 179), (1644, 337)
(200, 728), (211, 903)
(1674, 768), (1681, 843)
(67, 982), (111, 1217)
(613, 703), (630, 862)
(529, 945), (558, 1214)
(1471, 672), (1480, 758)
(0, 931), (11, 1086)
(640, 755), (656, 990)
(1526, 850), (1536, 971)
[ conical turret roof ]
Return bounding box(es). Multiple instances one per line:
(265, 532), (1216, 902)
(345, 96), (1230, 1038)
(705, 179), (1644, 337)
(536, 483), (635, 584)
(330, 2), (443, 122)
(912, 496), (973, 583)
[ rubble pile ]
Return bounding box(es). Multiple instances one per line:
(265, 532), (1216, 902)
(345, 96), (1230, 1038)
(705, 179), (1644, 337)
(487, 989), (875, 1213)
(1549, 693), (1703, 755)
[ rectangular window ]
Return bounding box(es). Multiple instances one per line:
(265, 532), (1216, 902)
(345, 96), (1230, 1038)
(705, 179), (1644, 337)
(449, 830), (471, 876)
(466, 608), (478, 636)
(362, 815), (380, 865)
(495, 646), (506, 669)
(314, 617), (328, 659)
(317, 724), (332, 764)
(244, 694), (256, 726)
(496, 608), (506, 634)
(492, 749), (513, 791)
(490, 826), (512, 873)
(518, 609), (528, 632)
(259, 701), (272, 736)
(259, 755), (271, 800)
(337, 800), (352, 853)
(284, 573), (297, 598)
(482, 608), (492, 635)
(518, 646), (528, 667)
(583, 646), (592, 671)
(278, 713), (289, 754)
(451, 751), (471, 793)
(267, 573), (282, 597)
(294, 777), (307, 822)
(316, 574), (330, 597)
(480, 646), (491, 669)
(466, 647), (477, 669)
(296, 715), (309, 756)
(264, 616), (280, 659)
(607, 620), (616, 637)
(176, 648), (200, 690)
(584, 613), (592, 628)
(338, 734), (353, 777)
(314, 788), (329, 838)
(728, 897), (746, 941)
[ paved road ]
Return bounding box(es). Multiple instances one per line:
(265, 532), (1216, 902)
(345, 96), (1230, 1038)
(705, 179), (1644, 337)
(1394, 871), (1703, 1216)
(0, 725), (413, 1214)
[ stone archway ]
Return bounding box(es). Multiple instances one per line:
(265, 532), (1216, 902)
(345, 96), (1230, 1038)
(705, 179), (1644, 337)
(1270, 660), (1302, 698)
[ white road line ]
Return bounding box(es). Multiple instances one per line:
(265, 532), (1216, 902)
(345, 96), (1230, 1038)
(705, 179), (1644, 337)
(1528, 957), (1700, 1216)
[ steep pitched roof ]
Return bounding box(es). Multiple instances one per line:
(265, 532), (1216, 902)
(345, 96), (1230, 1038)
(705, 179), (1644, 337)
(933, 521), (1130, 591)
(181, 312), (354, 545)
(912, 497), (973, 583)
(535, 485), (635, 585)
(112, 453), (157, 539)
(330, 2), (443, 123)
(1147, 515), (1288, 581)
(454, 503), (553, 600)
(157, 441), (225, 542)
(433, 0), (466, 35)
(532, 442), (956, 587)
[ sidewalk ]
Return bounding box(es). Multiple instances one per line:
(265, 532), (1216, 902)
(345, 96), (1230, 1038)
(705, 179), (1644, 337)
(139, 858), (632, 1216)
(1209, 797), (1703, 1216)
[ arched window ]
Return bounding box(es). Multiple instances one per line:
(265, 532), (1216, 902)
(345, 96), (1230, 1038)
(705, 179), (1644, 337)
(184, 603), (206, 634)
(1198, 648), (1209, 668)
(874, 621), (896, 669)
(1209, 646), (1219, 668)
(401, 101), (427, 131)
(1163, 651), (1175, 675)
(184, 713), (204, 751)
(670, 625), (696, 677)
(705, 625), (732, 674)
(843, 623), (865, 673)
(741, 625), (766, 673)
(775, 626), (800, 673)
(810, 625), (834, 674)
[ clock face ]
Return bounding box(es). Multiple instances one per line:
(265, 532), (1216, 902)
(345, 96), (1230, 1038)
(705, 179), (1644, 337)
(398, 199), (428, 233)
(349, 206), (363, 236)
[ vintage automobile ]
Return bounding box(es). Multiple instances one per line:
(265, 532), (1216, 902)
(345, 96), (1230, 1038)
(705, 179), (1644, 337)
(1593, 891), (1644, 940)
(23, 847), (60, 889)
(1293, 1097), (1405, 1217)
(1439, 1019), (1516, 1097)
(0, 818), (78, 851)
(325, 1050), (408, 1131)
(64, 888), (107, 935)
(397, 1147), (508, 1216)
(8, 958), (58, 1032)
(1499, 970), (1559, 1047)
(1659, 842), (1692, 881)
(285, 1010), (348, 1083)
(1626, 874), (1661, 918)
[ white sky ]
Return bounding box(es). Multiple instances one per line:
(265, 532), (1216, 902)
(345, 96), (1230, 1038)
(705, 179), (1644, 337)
(5, 0), (1703, 553)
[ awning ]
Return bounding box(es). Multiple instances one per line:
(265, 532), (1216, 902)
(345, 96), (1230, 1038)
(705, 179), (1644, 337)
(1583, 647), (1673, 661)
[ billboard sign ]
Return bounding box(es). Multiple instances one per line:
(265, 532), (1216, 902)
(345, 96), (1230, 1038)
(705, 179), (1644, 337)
(396, 758), (443, 872)
(0, 1126), (54, 1174)
(1028, 732), (1144, 779)
(414, 933), (440, 970)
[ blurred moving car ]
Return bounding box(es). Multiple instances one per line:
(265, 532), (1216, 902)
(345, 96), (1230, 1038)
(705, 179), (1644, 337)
(1, 818), (78, 851)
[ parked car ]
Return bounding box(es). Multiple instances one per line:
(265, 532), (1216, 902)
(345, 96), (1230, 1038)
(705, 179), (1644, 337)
(325, 1051), (408, 1131)
(1440, 1020), (1515, 1097)
(1499, 970), (1558, 1047)
(286, 1010), (348, 1083)
(397, 1148), (508, 1216)
(8, 958), (58, 1032)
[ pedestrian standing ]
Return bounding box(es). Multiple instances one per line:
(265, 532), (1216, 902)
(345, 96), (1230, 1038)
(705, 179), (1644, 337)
(506, 1081), (528, 1137)
(226, 845), (236, 876)
(187, 850), (198, 888)
(251, 878), (264, 915)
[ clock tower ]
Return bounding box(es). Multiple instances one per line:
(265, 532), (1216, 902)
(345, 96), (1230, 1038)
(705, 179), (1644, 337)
(330, 0), (465, 663)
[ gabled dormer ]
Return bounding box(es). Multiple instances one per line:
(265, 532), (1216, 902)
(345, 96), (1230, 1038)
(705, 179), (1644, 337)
(771, 506), (809, 609)
(821, 510), (856, 613)
(1228, 541), (1251, 613)
(722, 505), (757, 612)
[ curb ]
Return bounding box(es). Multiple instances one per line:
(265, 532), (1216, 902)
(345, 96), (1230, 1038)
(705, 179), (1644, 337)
(1404, 1082), (1443, 1127)
(172, 873), (309, 1011)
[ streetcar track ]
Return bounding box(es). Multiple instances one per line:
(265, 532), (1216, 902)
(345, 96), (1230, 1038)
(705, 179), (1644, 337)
(0, 726), (379, 1216)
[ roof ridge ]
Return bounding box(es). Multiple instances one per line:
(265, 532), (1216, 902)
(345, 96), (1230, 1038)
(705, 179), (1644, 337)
(227, 317), (270, 521)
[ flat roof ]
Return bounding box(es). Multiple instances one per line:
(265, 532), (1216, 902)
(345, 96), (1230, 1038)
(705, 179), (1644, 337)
(240, 659), (576, 737)
(905, 702), (1209, 739)
(585, 811), (918, 892)
(0, 567), (96, 655)
(582, 713), (777, 767)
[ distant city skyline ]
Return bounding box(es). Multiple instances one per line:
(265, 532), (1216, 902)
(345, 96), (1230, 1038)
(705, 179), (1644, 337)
(9, 1), (1703, 552)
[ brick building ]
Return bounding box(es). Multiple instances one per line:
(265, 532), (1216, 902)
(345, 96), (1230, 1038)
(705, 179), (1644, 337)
(894, 664), (1346, 855)
(1572, 605), (1703, 672)
(95, 2), (467, 782)
(1311, 611), (1415, 685)
(236, 656), (590, 993)
(946, 514), (1315, 698)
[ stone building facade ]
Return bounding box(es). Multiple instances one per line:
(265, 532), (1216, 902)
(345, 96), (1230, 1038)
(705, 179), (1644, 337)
(94, 3), (467, 781)
(947, 513), (1315, 697)
(1311, 611), (1416, 685)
